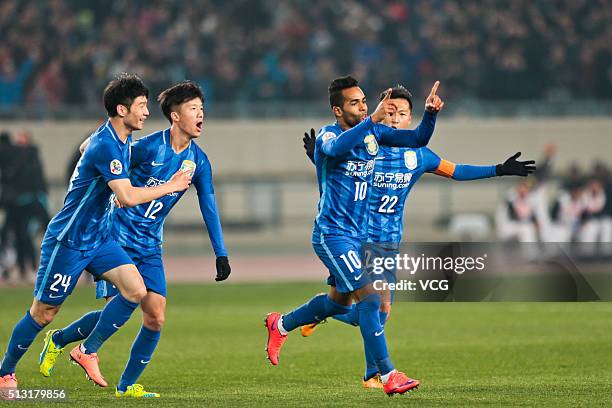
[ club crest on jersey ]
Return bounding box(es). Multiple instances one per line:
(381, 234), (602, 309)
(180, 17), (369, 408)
(110, 159), (123, 175)
(180, 160), (197, 177)
(321, 131), (336, 142)
(364, 135), (379, 156)
(404, 151), (418, 170)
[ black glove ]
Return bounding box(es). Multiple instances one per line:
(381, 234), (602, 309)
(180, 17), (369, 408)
(215, 256), (231, 281)
(303, 128), (316, 163)
(496, 152), (536, 177)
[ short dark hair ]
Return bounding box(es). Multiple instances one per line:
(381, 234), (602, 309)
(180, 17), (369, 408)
(379, 85), (413, 111)
(103, 73), (149, 117)
(157, 81), (204, 123)
(329, 75), (359, 108)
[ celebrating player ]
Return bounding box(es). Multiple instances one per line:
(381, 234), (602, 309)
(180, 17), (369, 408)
(300, 85), (536, 388)
(0, 74), (192, 394)
(38, 81), (230, 398)
(264, 76), (443, 396)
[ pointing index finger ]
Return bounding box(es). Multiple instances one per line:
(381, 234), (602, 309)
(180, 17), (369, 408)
(429, 81), (440, 98)
(383, 88), (392, 100)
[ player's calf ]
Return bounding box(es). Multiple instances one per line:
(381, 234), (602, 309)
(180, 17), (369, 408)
(29, 300), (61, 327)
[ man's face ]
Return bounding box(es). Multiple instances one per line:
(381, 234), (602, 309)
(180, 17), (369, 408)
(123, 95), (149, 131)
(338, 87), (367, 128)
(382, 98), (412, 129)
(174, 97), (204, 138)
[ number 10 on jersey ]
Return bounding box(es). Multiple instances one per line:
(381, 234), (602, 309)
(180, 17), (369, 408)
(354, 182), (367, 201)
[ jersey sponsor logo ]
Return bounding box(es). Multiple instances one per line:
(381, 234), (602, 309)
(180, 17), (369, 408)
(373, 171), (413, 190)
(180, 160), (197, 177)
(345, 160), (375, 177)
(321, 131), (336, 142)
(110, 159), (123, 175)
(364, 134), (379, 156)
(404, 150), (418, 170)
(146, 177), (179, 197)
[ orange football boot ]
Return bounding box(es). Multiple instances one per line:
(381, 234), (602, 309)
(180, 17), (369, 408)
(362, 375), (384, 389)
(69, 345), (108, 387)
(264, 312), (287, 366)
(0, 373), (17, 400)
(300, 322), (320, 337)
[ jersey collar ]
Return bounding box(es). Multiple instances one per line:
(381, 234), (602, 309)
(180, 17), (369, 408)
(164, 128), (192, 154)
(104, 119), (131, 145)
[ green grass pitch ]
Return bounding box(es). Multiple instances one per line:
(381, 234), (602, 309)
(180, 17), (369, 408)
(1, 282), (611, 407)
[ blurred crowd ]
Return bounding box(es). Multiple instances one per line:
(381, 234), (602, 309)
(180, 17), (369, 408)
(0, 0), (610, 111)
(497, 145), (612, 256)
(0, 131), (49, 283)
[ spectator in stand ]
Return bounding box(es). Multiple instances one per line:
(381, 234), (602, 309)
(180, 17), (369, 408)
(0, 0), (609, 111)
(496, 179), (539, 243)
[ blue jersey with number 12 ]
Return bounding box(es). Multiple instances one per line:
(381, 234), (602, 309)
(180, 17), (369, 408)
(112, 129), (214, 254)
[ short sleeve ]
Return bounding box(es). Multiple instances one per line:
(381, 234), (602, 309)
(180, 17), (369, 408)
(92, 141), (129, 183)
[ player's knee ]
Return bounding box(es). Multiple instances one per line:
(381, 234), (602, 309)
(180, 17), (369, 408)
(380, 302), (392, 313)
(143, 313), (165, 331)
(123, 285), (147, 303)
(30, 304), (60, 327)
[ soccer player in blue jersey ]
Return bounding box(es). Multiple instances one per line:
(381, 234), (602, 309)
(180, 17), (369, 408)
(38, 81), (230, 398)
(264, 76), (444, 396)
(300, 85), (535, 388)
(0, 74), (193, 394)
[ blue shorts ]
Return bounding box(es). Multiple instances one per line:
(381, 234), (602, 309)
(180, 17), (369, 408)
(312, 235), (370, 294)
(34, 234), (134, 306)
(95, 246), (166, 299)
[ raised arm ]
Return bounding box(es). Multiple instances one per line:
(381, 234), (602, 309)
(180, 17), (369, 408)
(374, 82), (443, 148)
(318, 117), (376, 157)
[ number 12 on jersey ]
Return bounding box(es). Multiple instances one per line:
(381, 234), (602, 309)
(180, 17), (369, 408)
(144, 199), (164, 219)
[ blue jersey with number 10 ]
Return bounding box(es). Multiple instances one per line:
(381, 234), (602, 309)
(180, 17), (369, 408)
(312, 114), (437, 243)
(112, 129), (214, 254)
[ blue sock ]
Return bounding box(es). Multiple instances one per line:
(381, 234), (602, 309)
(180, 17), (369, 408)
(332, 304), (359, 326)
(357, 294), (393, 376)
(282, 294), (351, 332)
(0, 311), (43, 375)
(82, 294), (138, 354)
(53, 310), (102, 348)
(117, 325), (161, 392)
(364, 311), (390, 380)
